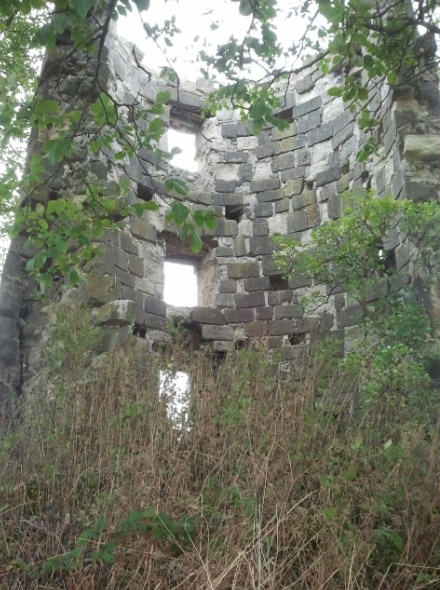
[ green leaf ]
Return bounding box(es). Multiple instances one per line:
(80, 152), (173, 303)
(168, 201), (189, 225)
(164, 177), (188, 197)
(239, 0), (253, 16)
(190, 230), (203, 253)
(133, 0), (150, 10)
(73, 0), (94, 17)
(45, 137), (73, 165)
(327, 87), (343, 97)
(342, 468), (356, 481)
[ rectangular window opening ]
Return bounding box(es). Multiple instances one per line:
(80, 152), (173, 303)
(168, 127), (198, 172)
(225, 204), (245, 222)
(164, 259), (198, 307)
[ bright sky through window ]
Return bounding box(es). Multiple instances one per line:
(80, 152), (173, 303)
(163, 261), (198, 306)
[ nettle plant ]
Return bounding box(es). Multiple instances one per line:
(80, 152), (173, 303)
(275, 192), (440, 403)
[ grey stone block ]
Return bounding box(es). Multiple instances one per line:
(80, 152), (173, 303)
(271, 153), (295, 172)
(275, 198), (290, 213)
(235, 292), (266, 308)
(256, 306), (273, 320)
(262, 255), (282, 276)
(144, 296), (167, 316)
(222, 123), (237, 138)
(255, 143), (281, 159)
(144, 313), (167, 330)
(280, 166), (305, 182)
(307, 122), (333, 146)
(219, 279), (237, 293)
(216, 247), (234, 257)
(291, 190), (316, 210)
(268, 319), (296, 336)
(224, 151), (249, 163)
(292, 96), (322, 118)
(128, 254), (144, 277)
(239, 163), (253, 181)
(287, 205), (320, 232)
(213, 219), (238, 237)
(215, 179), (238, 193)
(250, 177), (281, 192)
(244, 276), (271, 292)
(120, 231), (139, 255)
(284, 178), (304, 197)
(297, 110), (321, 133)
(274, 304), (304, 319)
(130, 217), (157, 242)
(316, 167), (341, 187)
(249, 237), (274, 255)
(202, 324), (234, 340)
(216, 293), (235, 307)
(268, 290), (293, 305)
(224, 308), (255, 322)
(245, 321), (268, 337)
(327, 195), (342, 219)
(233, 236), (249, 257)
(288, 273), (313, 289)
(336, 305), (363, 329)
(252, 219), (269, 237)
(227, 262), (260, 279)
(256, 189), (284, 202)
(255, 202), (273, 217)
(192, 307), (224, 325)
(213, 193), (245, 207)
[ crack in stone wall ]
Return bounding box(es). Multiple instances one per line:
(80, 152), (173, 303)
(1, 24), (439, 397)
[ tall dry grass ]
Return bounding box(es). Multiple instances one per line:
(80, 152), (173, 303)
(0, 318), (439, 589)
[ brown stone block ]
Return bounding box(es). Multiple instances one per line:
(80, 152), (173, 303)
(245, 321), (268, 337)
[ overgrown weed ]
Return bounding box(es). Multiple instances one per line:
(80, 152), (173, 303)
(0, 310), (440, 588)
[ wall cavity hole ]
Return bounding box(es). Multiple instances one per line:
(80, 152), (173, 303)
(168, 128), (197, 172)
(225, 204), (245, 222)
(137, 183), (154, 201)
(269, 275), (289, 290)
(133, 325), (147, 339)
(289, 334), (306, 346)
(164, 261), (198, 306)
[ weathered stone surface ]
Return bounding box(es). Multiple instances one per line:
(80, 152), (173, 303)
(224, 308), (255, 323)
(130, 217), (156, 242)
(202, 324), (234, 340)
(256, 189), (284, 202)
(291, 190), (316, 210)
(94, 300), (135, 326)
(255, 202), (273, 217)
(245, 321), (268, 337)
(227, 262), (260, 279)
(403, 135), (440, 160)
(192, 307), (224, 324)
(235, 292), (266, 308)
(224, 151), (249, 163)
(273, 304), (304, 319)
(292, 96), (322, 117)
(144, 296), (166, 316)
(250, 177), (281, 192)
(256, 306), (273, 320)
(268, 319), (296, 336)
(216, 293), (235, 307)
(316, 167), (341, 187)
(249, 237), (274, 256)
(336, 306), (363, 329)
(219, 279), (237, 293)
(252, 219), (269, 236)
(244, 276), (271, 292)
(215, 179), (238, 193)
(268, 290), (292, 305)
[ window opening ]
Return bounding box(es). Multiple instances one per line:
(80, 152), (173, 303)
(168, 128), (197, 172)
(159, 369), (190, 426)
(164, 260), (198, 306)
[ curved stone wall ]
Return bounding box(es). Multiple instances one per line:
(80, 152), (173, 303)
(1, 24), (439, 396)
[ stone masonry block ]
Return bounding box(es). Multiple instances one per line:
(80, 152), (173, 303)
(403, 135), (440, 161)
(255, 202), (273, 217)
(297, 110), (321, 133)
(268, 319), (296, 336)
(268, 290), (293, 305)
(256, 306), (273, 320)
(144, 313), (167, 330)
(216, 293), (235, 307)
(224, 308), (255, 323)
(275, 198), (290, 213)
(256, 143), (281, 159)
(307, 122), (333, 146)
(244, 277), (271, 292)
(245, 321), (268, 338)
(222, 123), (237, 138)
(336, 305), (363, 329)
(274, 304), (304, 319)
(291, 190), (316, 210)
(256, 189), (284, 202)
(130, 217), (157, 242)
(262, 255), (282, 276)
(287, 205), (320, 232)
(271, 153), (295, 172)
(202, 324), (234, 340)
(227, 262), (260, 279)
(249, 237), (274, 256)
(284, 178), (304, 197)
(316, 167), (341, 187)
(213, 193), (246, 207)
(144, 296), (166, 316)
(292, 96), (322, 117)
(214, 180), (238, 193)
(192, 307), (224, 325)
(94, 300), (135, 326)
(219, 279), (237, 293)
(252, 219), (269, 236)
(224, 151), (249, 163)
(250, 177), (281, 192)
(211, 219), (238, 237)
(235, 292), (266, 308)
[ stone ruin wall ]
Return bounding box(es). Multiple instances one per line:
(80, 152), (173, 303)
(1, 24), (440, 396)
